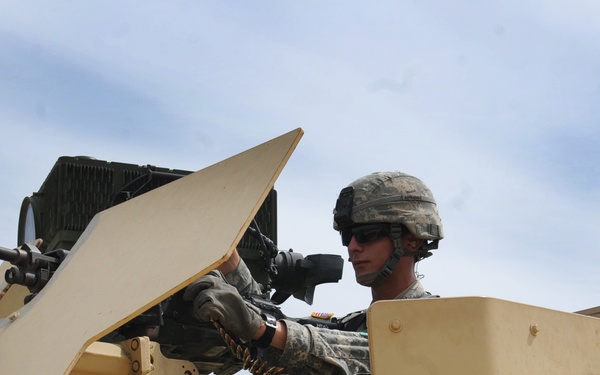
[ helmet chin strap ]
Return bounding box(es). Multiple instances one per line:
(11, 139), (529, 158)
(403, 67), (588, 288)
(356, 224), (411, 287)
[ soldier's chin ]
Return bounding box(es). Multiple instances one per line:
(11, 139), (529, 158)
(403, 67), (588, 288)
(355, 272), (377, 287)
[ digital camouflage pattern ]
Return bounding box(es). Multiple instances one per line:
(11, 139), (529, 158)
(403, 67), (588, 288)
(259, 280), (437, 374)
(221, 169), (446, 374)
(223, 259), (439, 374)
(339, 280), (437, 332)
(224, 258), (263, 295)
(333, 171), (443, 242)
(225, 259), (370, 374)
(263, 320), (371, 374)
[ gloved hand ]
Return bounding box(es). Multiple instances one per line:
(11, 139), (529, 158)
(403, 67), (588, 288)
(183, 270), (263, 342)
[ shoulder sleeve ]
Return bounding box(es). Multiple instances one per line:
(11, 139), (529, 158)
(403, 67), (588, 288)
(224, 257), (262, 295)
(263, 319), (371, 374)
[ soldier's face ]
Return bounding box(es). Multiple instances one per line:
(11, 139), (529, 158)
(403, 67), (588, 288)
(347, 235), (394, 279)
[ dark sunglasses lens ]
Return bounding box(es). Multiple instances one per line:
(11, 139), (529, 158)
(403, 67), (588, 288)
(340, 225), (388, 246)
(341, 229), (353, 246)
(354, 227), (384, 243)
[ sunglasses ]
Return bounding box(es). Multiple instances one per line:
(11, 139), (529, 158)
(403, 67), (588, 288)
(340, 224), (390, 246)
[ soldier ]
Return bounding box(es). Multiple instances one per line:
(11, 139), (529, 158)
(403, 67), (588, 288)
(184, 171), (444, 374)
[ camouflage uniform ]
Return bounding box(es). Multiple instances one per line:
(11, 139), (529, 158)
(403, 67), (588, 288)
(224, 257), (262, 296)
(338, 280), (435, 332)
(223, 171), (443, 375)
(227, 259), (435, 375)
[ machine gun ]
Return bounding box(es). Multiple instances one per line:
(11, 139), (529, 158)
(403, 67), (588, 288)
(0, 241), (69, 304)
(1, 153), (344, 375)
(3, 130), (600, 375)
(0, 232), (343, 375)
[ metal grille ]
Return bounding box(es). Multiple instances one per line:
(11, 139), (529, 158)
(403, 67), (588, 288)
(20, 156), (277, 257)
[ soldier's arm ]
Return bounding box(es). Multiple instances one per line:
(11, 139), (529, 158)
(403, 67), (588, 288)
(217, 248), (263, 295)
(259, 320), (370, 374)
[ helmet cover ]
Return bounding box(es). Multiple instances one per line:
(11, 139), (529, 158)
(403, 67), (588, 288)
(333, 172), (443, 241)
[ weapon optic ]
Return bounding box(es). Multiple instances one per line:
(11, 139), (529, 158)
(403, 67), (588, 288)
(246, 222), (344, 305)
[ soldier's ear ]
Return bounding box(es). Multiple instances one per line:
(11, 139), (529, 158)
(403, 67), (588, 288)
(404, 235), (424, 251)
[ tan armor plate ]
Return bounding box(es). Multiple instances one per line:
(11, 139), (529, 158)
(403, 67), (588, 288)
(368, 296), (600, 374)
(0, 128), (303, 374)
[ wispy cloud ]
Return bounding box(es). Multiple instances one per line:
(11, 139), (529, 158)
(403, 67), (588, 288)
(0, 1), (598, 323)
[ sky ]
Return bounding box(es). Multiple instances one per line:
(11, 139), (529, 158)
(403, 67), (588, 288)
(0, 0), (599, 360)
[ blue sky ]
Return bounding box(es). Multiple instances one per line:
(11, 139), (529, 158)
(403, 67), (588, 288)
(1, 0), (599, 329)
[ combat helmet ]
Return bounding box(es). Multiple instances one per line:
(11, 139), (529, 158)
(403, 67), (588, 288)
(333, 172), (443, 286)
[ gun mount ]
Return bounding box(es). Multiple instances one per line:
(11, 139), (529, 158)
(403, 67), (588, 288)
(1, 130), (599, 375)
(2, 154), (343, 375)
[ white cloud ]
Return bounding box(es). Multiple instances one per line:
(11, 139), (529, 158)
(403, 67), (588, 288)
(0, 3), (599, 373)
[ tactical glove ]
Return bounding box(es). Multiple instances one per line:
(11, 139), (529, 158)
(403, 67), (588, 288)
(183, 270), (263, 342)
